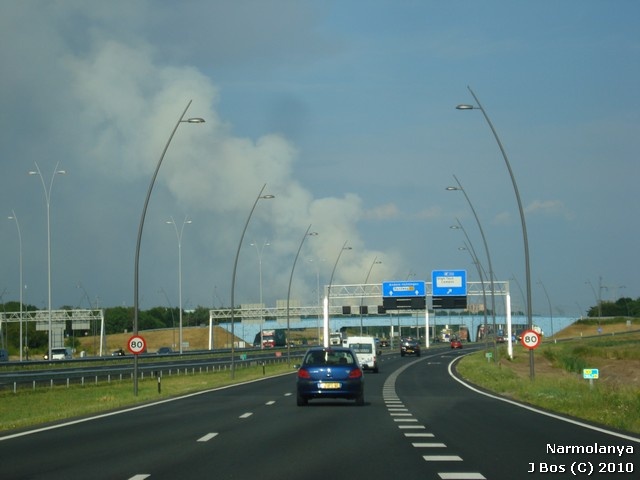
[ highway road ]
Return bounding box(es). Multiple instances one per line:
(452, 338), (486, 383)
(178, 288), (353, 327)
(1, 346), (638, 479)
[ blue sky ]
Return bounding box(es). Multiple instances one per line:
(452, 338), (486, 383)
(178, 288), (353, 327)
(0, 0), (638, 317)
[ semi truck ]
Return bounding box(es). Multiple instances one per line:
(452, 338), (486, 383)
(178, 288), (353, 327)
(253, 329), (287, 348)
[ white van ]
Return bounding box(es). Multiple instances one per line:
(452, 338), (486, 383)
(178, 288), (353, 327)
(344, 336), (379, 373)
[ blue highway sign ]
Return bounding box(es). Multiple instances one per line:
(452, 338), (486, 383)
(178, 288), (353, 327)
(431, 270), (467, 296)
(382, 281), (426, 298)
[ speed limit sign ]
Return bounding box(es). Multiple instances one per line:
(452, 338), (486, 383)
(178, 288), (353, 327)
(520, 329), (541, 350)
(127, 335), (147, 355)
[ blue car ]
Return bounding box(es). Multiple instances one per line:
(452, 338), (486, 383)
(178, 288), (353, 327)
(296, 346), (365, 406)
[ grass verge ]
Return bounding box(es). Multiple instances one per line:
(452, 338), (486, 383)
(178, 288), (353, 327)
(0, 363), (294, 433)
(456, 334), (640, 435)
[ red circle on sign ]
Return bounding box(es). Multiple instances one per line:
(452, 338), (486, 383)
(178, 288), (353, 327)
(520, 329), (540, 350)
(127, 335), (147, 355)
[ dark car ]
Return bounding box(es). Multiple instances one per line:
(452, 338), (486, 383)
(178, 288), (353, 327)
(296, 346), (364, 406)
(400, 337), (421, 357)
(156, 346), (173, 355)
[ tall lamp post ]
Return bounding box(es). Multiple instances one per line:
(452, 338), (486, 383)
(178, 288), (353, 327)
(359, 257), (381, 335)
(230, 184), (274, 378)
(538, 280), (554, 340)
(166, 215), (192, 354)
(286, 225), (318, 364)
(450, 220), (489, 346)
(251, 240), (270, 348)
(133, 100), (204, 395)
(8, 211), (24, 361)
(446, 174), (497, 353)
(29, 162), (66, 362)
(323, 241), (352, 347)
(457, 86), (534, 379)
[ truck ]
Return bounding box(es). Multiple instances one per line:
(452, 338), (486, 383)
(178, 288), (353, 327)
(253, 329), (287, 348)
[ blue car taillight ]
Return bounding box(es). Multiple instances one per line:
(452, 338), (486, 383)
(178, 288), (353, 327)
(348, 368), (363, 379)
(297, 369), (311, 379)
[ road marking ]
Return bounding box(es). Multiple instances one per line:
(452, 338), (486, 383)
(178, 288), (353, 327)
(393, 418), (418, 422)
(424, 455), (463, 461)
(438, 473), (486, 479)
(390, 412), (412, 416)
(266, 400), (276, 405)
(197, 433), (219, 442)
(405, 432), (434, 437)
(239, 412), (253, 419)
(284, 392), (292, 396)
(398, 424), (425, 429)
(412, 442), (446, 448)
(129, 475), (150, 480)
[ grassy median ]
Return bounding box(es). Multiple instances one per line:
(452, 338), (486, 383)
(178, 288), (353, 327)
(0, 362), (294, 432)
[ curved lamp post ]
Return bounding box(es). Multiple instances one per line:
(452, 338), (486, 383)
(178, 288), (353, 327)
(251, 240), (270, 348)
(538, 280), (554, 339)
(133, 100), (204, 395)
(230, 184), (274, 378)
(8, 211), (24, 361)
(29, 162), (66, 362)
(446, 174), (497, 354)
(166, 215), (192, 354)
(456, 86), (534, 379)
(323, 241), (352, 346)
(359, 257), (381, 335)
(286, 225), (318, 363)
(450, 220), (489, 347)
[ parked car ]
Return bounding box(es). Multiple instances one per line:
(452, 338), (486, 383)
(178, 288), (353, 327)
(400, 337), (421, 357)
(296, 346), (364, 406)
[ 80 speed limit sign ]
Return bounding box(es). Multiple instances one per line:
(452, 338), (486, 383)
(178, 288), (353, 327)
(520, 329), (541, 350)
(127, 335), (147, 355)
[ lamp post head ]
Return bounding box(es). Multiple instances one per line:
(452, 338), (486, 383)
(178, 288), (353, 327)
(308, 232), (319, 237)
(456, 104), (476, 110)
(261, 194), (275, 200)
(450, 225), (461, 230)
(445, 186), (460, 191)
(185, 117), (205, 123)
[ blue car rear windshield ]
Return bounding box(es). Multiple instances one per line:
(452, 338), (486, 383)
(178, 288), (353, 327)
(304, 351), (356, 365)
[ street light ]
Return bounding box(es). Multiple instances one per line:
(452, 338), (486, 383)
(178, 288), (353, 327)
(324, 241), (352, 347)
(360, 257), (381, 334)
(166, 215), (192, 354)
(450, 220), (489, 348)
(29, 162), (66, 362)
(250, 240), (270, 348)
(537, 280), (554, 340)
(446, 174), (497, 355)
(230, 184), (274, 378)
(457, 86), (534, 379)
(8, 211), (24, 361)
(286, 225), (318, 363)
(133, 99), (204, 395)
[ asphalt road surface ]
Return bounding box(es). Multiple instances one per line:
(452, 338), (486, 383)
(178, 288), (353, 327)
(1, 347), (638, 479)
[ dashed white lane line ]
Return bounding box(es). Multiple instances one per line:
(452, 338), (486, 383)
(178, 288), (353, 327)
(412, 442), (446, 448)
(197, 433), (219, 442)
(128, 475), (150, 480)
(438, 473), (486, 479)
(423, 455), (463, 461)
(404, 432), (434, 437)
(239, 412), (253, 419)
(265, 400), (276, 406)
